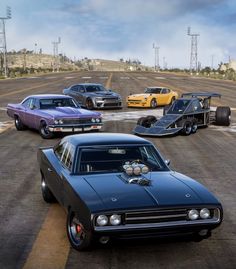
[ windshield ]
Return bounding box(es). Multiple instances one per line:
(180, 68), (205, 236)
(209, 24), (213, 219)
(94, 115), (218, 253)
(85, 85), (106, 92)
(77, 145), (169, 174)
(145, 88), (162, 94)
(167, 99), (190, 114)
(40, 98), (78, 109)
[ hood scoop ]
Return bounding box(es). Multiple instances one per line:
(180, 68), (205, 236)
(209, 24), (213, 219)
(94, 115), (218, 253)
(128, 177), (151, 186)
(121, 161), (151, 186)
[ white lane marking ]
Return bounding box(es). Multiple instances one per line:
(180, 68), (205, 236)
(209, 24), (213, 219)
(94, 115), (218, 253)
(26, 77), (39, 79)
(0, 121), (14, 133)
(170, 77), (181, 79)
(120, 77), (130, 79)
(99, 76), (108, 79)
(0, 107), (7, 111)
(155, 77), (166, 79)
(81, 76), (91, 79)
(210, 123), (236, 133)
(64, 76), (76, 79)
(137, 77), (147, 79)
(102, 109), (163, 122)
(46, 76), (57, 79)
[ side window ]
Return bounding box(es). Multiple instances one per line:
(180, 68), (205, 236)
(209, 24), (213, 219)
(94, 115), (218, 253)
(22, 98), (33, 108)
(63, 144), (75, 170)
(71, 86), (78, 92)
(192, 100), (202, 111)
(161, 88), (168, 94)
(54, 142), (67, 160)
(54, 141), (75, 171)
(78, 86), (85, 93)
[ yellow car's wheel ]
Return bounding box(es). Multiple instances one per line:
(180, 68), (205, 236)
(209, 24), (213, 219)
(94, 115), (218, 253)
(170, 97), (176, 105)
(150, 98), (157, 108)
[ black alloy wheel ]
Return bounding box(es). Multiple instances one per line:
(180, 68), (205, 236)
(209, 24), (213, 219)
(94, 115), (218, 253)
(67, 211), (92, 251)
(181, 120), (192, 135)
(170, 97), (176, 105)
(39, 122), (54, 139)
(191, 119), (198, 133)
(86, 99), (94, 110)
(150, 98), (157, 108)
(14, 116), (26, 131)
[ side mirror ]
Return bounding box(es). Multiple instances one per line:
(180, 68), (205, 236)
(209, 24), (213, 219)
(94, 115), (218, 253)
(29, 104), (36, 110)
(165, 159), (170, 166)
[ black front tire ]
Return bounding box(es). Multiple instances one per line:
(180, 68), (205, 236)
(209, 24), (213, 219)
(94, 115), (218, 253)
(137, 117), (150, 128)
(215, 106), (231, 126)
(181, 120), (192, 135)
(39, 122), (54, 139)
(67, 211), (92, 251)
(41, 173), (56, 203)
(191, 119), (198, 133)
(150, 98), (157, 108)
(86, 98), (94, 110)
(170, 97), (176, 105)
(14, 116), (26, 131)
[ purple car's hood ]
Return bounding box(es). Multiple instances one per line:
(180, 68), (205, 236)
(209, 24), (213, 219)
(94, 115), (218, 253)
(40, 107), (100, 118)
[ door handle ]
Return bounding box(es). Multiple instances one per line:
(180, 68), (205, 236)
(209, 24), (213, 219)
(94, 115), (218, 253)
(47, 168), (53, 172)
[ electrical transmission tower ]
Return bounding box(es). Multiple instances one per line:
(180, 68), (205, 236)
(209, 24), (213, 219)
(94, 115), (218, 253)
(187, 27), (199, 73)
(0, 6), (11, 77)
(52, 37), (61, 72)
(153, 43), (160, 71)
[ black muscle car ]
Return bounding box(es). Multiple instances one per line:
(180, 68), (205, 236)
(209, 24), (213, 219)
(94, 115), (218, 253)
(134, 92), (231, 136)
(63, 83), (122, 109)
(38, 133), (223, 251)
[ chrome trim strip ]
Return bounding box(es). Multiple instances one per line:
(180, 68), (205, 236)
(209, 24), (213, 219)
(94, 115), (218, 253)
(94, 218), (221, 232)
(126, 213), (186, 221)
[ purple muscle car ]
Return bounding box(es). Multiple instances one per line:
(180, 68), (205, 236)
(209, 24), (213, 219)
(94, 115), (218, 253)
(7, 94), (103, 139)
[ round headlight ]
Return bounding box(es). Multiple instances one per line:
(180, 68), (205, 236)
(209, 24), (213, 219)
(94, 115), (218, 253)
(110, 214), (121, 225)
(96, 215), (108, 226)
(91, 118), (96, 123)
(96, 118), (100, 123)
(200, 208), (210, 219)
(125, 166), (133, 176)
(133, 166), (141, 176)
(188, 209), (199, 220)
(59, 119), (63, 124)
(54, 120), (59, 124)
(141, 165), (149, 174)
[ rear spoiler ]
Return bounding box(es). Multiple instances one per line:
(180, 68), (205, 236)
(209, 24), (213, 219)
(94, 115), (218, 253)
(181, 92), (221, 98)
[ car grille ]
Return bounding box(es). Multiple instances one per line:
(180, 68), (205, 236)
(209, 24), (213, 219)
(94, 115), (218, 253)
(128, 99), (142, 103)
(125, 209), (187, 224)
(62, 118), (92, 124)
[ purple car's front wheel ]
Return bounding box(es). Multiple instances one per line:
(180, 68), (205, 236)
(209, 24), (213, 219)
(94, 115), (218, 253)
(39, 122), (54, 139)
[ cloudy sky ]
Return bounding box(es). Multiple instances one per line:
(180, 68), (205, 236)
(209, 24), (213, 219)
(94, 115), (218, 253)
(0, 0), (235, 68)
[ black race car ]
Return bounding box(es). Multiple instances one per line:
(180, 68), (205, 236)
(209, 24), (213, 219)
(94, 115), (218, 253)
(134, 92), (231, 136)
(38, 133), (223, 251)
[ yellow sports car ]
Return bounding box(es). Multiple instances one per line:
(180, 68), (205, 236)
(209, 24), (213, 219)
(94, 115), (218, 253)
(126, 87), (178, 108)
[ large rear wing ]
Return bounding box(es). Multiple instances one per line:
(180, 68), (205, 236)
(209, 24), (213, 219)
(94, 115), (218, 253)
(181, 92), (221, 98)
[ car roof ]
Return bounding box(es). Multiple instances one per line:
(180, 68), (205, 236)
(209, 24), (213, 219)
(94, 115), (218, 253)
(74, 83), (103, 86)
(64, 133), (152, 147)
(146, 87), (164, 89)
(27, 94), (72, 99)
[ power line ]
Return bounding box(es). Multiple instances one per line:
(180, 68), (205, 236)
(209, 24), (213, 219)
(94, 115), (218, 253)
(0, 6), (11, 77)
(153, 43), (160, 71)
(187, 27), (200, 73)
(52, 37), (61, 72)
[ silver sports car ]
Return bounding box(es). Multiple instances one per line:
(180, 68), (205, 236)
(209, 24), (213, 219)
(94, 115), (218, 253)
(63, 83), (122, 109)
